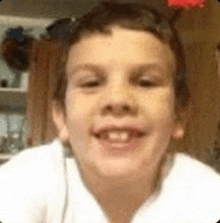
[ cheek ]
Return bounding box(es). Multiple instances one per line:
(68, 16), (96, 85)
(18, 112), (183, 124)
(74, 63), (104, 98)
(144, 92), (176, 152)
(66, 110), (90, 156)
(144, 89), (175, 124)
(66, 103), (89, 137)
(65, 90), (93, 153)
(142, 91), (177, 144)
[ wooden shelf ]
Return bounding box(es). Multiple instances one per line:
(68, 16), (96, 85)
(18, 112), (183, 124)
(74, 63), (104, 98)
(0, 87), (27, 108)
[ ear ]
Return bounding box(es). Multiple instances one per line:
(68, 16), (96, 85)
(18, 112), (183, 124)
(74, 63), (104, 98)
(172, 101), (193, 140)
(171, 120), (185, 140)
(52, 101), (69, 143)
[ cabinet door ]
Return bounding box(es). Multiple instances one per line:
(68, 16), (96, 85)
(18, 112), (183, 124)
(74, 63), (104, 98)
(26, 40), (61, 147)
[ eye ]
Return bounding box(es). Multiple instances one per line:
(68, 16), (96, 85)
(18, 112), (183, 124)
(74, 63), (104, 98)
(138, 79), (155, 87)
(80, 80), (100, 87)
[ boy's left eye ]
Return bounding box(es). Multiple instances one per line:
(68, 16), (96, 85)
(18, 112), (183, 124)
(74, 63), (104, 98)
(81, 80), (99, 87)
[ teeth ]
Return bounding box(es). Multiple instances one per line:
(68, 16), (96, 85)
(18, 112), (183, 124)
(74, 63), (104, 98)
(97, 131), (133, 142)
(108, 131), (129, 141)
(95, 130), (145, 142)
(121, 132), (129, 141)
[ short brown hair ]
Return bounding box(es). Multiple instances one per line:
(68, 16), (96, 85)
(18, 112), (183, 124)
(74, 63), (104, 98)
(53, 1), (190, 118)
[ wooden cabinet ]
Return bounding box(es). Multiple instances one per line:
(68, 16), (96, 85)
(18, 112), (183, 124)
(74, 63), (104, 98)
(0, 36), (63, 164)
(26, 40), (61, 147)
(173, 0), (220, 167)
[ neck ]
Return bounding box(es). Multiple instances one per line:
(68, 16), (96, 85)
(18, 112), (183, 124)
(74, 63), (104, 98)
(80, 159), (165, 222)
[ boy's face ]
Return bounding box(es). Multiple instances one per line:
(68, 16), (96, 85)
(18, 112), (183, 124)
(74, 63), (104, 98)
(53, 27), (184, 179)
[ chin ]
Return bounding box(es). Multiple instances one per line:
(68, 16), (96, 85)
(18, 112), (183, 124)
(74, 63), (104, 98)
(94, 157), (144, 179)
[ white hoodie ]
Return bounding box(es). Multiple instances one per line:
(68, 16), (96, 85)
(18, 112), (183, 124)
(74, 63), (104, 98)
(0, 139), (220, 223)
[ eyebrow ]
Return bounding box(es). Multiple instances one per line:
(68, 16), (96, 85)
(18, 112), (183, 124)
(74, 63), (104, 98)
(67, 62), (170, 78)
(130, 64), (166, 76)
(67, 64), (104, 77)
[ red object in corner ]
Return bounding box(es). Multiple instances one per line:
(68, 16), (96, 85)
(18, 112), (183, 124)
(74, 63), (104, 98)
(168, 0), (205, 9)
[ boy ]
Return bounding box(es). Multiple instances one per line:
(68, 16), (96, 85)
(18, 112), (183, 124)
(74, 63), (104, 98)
(1, 2), (220, 222)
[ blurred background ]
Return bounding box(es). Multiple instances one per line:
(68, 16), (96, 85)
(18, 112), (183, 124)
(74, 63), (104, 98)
(0, 0), (220, 170)
(0, 0), (175, 19)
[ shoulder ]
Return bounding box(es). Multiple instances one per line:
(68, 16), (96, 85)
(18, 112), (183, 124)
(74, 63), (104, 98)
(0, 139), (64, 175)
(0, 140), (63, 168)
(170, 153), (220, 185)
(159, 153), (220, 221)
(0, 139), (65, 223)
(165, 152), (220, 196)
(0, 139), (65, 191)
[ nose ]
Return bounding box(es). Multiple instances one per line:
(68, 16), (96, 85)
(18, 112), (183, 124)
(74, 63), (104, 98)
(100, 84), (138, 117)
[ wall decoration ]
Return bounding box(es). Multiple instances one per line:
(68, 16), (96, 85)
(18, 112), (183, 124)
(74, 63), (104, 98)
(0, 26), (35, 72)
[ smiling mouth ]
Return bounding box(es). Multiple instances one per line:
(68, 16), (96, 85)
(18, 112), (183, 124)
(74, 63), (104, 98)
(93, 131), (146, 151)
(94, 131), (145, 143)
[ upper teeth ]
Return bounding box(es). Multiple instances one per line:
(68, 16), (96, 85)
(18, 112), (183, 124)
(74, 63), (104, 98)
(107, 131), (130, 141)
(97, 131), (133, 142)
(95, 129), (144, 142)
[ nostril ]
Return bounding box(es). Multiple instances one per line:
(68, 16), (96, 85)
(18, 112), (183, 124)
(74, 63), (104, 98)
(94, 133), (100, 138)
(123, 106), (129, 111)
(106, 105), (112, 111)
(137, 132), (145, 137)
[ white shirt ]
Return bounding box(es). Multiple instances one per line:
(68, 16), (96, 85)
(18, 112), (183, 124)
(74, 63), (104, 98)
(0, 139), (220, 223)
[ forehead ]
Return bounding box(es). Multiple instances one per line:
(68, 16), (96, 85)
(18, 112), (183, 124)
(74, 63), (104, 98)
(66, 27), (176, 74)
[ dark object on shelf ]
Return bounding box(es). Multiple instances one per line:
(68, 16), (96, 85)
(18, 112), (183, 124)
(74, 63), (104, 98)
(0, 79), (8, 88)
(0, 26), (35, 72)
(41, 18), (77, 41)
